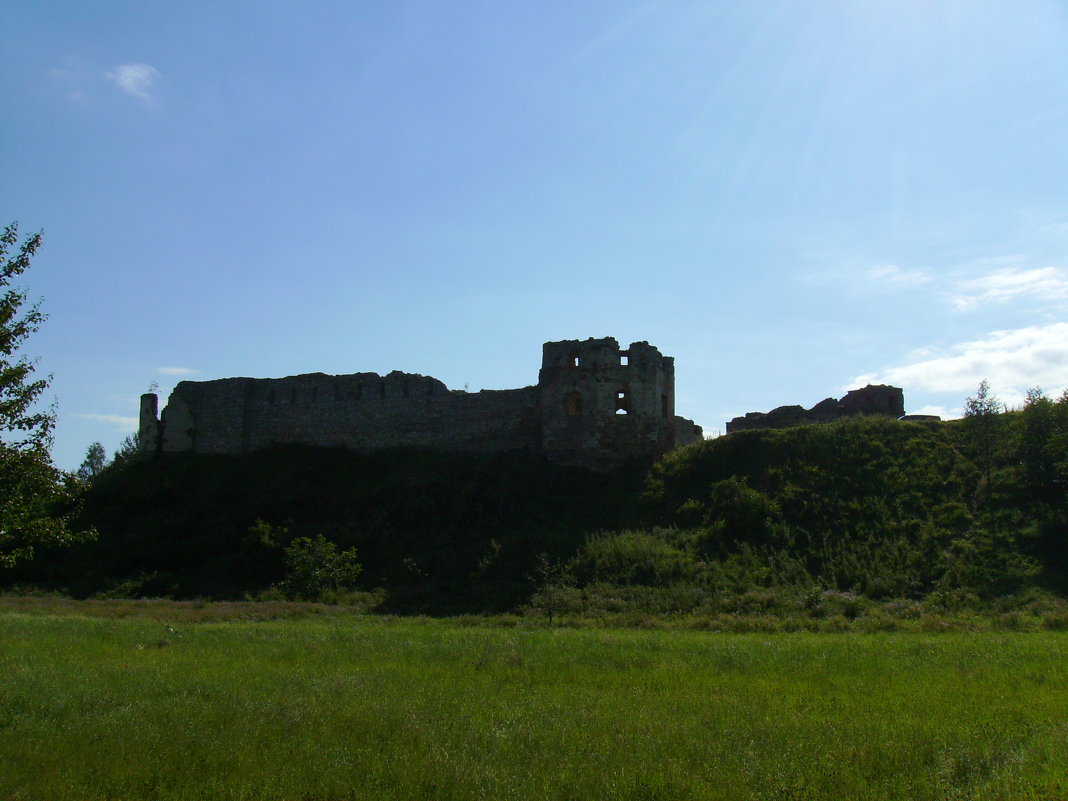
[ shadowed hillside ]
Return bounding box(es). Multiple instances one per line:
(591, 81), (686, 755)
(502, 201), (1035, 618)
(9, 407), (1067, 613)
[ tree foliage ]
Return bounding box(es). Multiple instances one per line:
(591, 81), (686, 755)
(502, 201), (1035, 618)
(279, 533), (362, 601)
(109, 431), (143, 469)
(528, 553), (578, 623)
(76, 442), (107, 483)
(964, 380), (1005, 534)
(1016, 388), (1066, 508)
(0, 448), (83, 567)
(0, 224), (92, 567)
(0, 224), (51, 449)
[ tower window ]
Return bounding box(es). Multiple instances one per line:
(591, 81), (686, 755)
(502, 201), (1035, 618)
(564, 391), (582, 417)
(616, 390), (629, 415)
(620, 354), (629, 366)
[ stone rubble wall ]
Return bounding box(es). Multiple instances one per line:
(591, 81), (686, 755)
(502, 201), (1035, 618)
(725, 384), (905, 433)
(141, 337), (702, 469)
(154, 372), (539, 455)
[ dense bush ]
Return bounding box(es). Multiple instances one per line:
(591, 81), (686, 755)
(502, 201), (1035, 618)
(570, 529), (693, 586)
(278, 533), (362, 601)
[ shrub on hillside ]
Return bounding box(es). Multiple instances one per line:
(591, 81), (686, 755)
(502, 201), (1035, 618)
(279, 534), (362, 601)
(571, 529), (694, 586)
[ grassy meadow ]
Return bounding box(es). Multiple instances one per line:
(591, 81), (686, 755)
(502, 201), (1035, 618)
(1, 600), (1066, 800)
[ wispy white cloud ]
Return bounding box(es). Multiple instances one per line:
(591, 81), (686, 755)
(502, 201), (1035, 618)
(801, 262), (933, 294)
(817, 252), (1068, 315)
(157, 366), (199, 376)
(865, 264), (932, 289)
(851, 322), (1068, 408)
(74, 413), (138, 432)
(1038, 221), (1068, 235)
(948, 266), (1068, 312)
(49, 58), (92, 103)
(106, 63), (161, 101)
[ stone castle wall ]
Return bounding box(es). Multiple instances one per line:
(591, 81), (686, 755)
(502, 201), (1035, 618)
(141, 337), (702, 468)
(155, 373), (539, 455)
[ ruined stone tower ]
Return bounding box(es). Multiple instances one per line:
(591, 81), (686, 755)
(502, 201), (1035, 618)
(139, 337), (701, 470)
(539, 338), (685, 469)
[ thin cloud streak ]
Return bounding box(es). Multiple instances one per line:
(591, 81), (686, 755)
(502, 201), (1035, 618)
(866, 264), (932, 288)
(157, 366), (199, 376)
(106, 63), (161, 101)
(949, 266), (1068, 312)
(74, 413), (138, 431)
(829, 257), (1068, 314)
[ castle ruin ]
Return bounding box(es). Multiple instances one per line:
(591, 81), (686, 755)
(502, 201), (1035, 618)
(725, 384), (905, 433)
(139, 337), (703, 470)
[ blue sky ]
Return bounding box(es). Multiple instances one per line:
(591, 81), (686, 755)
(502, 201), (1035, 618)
(4, 0), (1068, 470)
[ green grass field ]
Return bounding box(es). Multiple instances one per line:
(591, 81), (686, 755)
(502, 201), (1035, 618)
(1, 601), (1066, 800)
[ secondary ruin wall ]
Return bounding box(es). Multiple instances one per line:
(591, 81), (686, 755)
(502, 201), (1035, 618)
(725, 384), (905, 433)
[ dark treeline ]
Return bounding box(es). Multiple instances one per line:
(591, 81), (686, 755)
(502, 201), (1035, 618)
(10, 448), (647, 612)
(6, 389), (1067, 614)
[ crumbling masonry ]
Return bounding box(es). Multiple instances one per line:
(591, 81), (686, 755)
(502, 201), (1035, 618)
(139, 337), (704, 470)
(725, 385), (905, 433)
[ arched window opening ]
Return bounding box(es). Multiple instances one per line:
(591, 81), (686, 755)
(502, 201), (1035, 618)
(564, 391), (582, 417)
